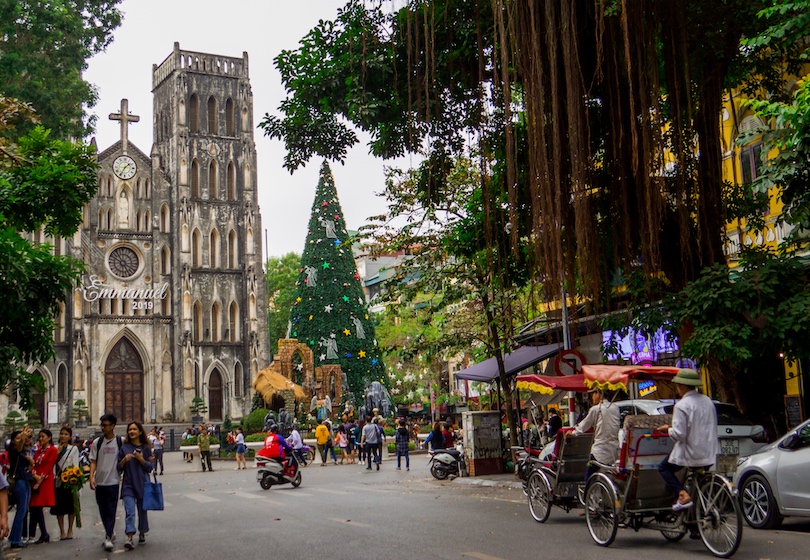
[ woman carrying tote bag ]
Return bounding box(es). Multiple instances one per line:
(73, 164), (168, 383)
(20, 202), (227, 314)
(117, 422), (153, 550)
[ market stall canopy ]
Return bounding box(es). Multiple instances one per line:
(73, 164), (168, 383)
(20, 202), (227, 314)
(582, 364), (682, 392)
(254, 367), (308, 402)
(454, 343), (562, 382)
(515, 373), (588, 395)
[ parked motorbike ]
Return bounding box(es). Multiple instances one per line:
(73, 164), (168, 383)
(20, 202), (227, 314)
(429, 441), (467, 480)
(256, 451), (302, 490)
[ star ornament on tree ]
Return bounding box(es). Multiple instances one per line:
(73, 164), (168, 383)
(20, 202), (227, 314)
(296, 363), (304, 371)
(324, 304), (333, 312)
(319, 353), (326, 361)
(358, 350), (366, 358)
(342, 295), (350, 303)
(343, 328), (351, 336)
(322, 262), (330, 269)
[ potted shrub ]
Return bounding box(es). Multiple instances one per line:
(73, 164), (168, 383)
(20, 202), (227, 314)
(3, 410), (26, 431)
(70, 399), (89, 428)
(189, 396), (208, 423)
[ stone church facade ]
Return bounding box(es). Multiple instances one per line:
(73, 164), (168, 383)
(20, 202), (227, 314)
(6, 43), (269, 426)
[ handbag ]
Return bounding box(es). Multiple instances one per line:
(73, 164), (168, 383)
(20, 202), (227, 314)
(142, 471), (164, 511)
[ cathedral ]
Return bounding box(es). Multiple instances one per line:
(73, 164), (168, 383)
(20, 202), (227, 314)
(6, 43), (270, 426)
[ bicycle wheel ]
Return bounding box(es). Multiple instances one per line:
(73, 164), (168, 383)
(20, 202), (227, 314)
(585, 476), (619, 547)
(696, 474), (743, 558)
(527, 471), (552, 523)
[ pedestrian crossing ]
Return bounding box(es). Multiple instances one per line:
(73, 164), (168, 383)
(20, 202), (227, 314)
(164, 481), (403, 506)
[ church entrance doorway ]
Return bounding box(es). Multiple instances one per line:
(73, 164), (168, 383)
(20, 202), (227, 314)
(104, 338), (144, 423)
(208, 369), (223, 421)
(31, 370), (46, 428)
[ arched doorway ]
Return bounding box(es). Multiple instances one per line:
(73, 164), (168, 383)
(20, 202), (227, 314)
(105, 338), (144, 422)
(31, 370), (47, 428)
(208, 369), (223, 421)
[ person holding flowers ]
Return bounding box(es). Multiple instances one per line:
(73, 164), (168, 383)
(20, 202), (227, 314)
(51, 426), (81, 540)
(29, 429), (58, 544)
(117, 421), (153, 550)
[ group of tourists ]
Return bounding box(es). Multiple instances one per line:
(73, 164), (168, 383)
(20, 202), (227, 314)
(0, 414), (158, 552)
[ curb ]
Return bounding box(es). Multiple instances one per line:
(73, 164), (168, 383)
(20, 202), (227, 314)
(452, 476), (523, 490)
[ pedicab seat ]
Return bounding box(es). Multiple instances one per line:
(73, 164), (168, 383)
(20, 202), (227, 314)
(556, 431), (595, 483)
(621, 414), (685, 510)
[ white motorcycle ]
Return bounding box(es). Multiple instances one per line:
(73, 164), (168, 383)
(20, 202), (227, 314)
(428, 441), (468, 480)
(256, 452), (302, 490)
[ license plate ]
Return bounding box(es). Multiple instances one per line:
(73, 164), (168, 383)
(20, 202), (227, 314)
(720, 438), (739, 455)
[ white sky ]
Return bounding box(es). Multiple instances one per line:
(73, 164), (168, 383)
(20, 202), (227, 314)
(84, 0), (415, 260)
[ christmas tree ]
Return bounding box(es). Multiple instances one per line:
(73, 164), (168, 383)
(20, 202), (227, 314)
(288, 162), (386, 405)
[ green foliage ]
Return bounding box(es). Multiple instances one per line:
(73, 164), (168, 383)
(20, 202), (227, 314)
(69, 399), (89, 421)
(0, 99), (98, 408)
(245, 433), (267, 443)
(287, 162), (386, 404)
(189, 396), (207, 416)
(222, 414), (233, 432)
(0, 0), (123, 139)
(265, 252), (301, 355)
(743, 80), (810, 237)
(387, 441), (416, 453)
(250, 392), (266, 412)
(3, 410), (26, 431)
(241, 408), (270, 435)
(184, 436), (198, 446)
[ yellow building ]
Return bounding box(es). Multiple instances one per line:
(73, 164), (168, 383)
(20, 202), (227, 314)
(720, 77), (808, 427)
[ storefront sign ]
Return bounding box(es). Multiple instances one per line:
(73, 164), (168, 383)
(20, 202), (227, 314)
(638, 380), (658, 397)
(80, 275), (170, 302)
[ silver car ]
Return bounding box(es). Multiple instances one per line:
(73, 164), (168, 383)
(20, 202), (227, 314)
(734, 418), (810, 529)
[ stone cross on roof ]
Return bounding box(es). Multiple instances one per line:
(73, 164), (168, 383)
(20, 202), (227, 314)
(109, 98), (140, 154)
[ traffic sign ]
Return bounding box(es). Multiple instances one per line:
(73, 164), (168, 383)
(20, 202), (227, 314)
(554, 349), (586, 376)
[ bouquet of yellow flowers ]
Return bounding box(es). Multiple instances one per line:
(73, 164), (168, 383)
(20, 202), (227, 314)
(60, 465), (86, 527)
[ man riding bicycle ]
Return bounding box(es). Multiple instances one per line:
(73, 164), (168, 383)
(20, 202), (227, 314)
(656, 369), (720, 511)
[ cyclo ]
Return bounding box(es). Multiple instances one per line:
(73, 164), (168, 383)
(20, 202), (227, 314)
(580, 365), (742, 558)
(514, 372), (594, 521)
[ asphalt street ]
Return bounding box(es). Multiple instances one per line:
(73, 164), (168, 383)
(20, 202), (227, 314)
(7, 451), (809, 560)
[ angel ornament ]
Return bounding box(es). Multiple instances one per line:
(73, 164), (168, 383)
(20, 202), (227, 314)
(320, 336), (339, 360)
(319, 217), (337, 238)
(352, 316), (366, 339)
(304, 265), (318, 288)
(310, 395), (332, 421)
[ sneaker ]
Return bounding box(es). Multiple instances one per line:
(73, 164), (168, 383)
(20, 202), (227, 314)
(103, 539), (114, 551)
(672, 500), (694, 512)
(124, 537), (135, 550)
(138, 533), (146, 544)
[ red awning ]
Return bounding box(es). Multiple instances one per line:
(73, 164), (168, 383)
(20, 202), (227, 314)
(581, 364), (682, 391)
(515, 373), (589, 395)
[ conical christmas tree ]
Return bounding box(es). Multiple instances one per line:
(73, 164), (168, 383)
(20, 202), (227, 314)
(288, 162), (386, 405)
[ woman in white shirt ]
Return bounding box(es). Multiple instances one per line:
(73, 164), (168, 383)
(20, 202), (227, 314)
(234, 427), (247, 470)
(50, 426), (80, 540)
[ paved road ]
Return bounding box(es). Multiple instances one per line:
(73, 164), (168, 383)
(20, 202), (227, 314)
(9, 451), (809, 560)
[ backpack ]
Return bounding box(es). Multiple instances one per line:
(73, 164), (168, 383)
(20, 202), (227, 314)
(95, 435), (124, 454)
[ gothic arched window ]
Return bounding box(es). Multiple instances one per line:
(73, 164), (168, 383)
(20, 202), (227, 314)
(207, 96), (217, 134)
(189, 94), (199, 133)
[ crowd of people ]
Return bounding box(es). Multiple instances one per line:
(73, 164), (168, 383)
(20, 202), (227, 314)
(0, 414), (159, 552)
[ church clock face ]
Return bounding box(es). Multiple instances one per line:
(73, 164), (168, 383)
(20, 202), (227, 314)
(112, 155), (137, 179)
(108, 246), (140, 278)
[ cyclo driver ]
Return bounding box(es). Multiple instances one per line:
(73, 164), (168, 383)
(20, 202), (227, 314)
(258, 424), (294, 471)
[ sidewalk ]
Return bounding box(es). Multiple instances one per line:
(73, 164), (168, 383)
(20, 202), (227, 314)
(452, 472), (524, 490)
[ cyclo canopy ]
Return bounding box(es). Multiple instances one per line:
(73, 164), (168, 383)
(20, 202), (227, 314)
(581, 364), (682, 392)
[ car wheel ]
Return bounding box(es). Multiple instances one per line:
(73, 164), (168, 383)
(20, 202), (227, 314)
(740, 474), (783, 529)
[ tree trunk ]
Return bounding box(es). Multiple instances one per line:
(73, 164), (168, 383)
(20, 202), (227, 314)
(481, 289), (518, 447)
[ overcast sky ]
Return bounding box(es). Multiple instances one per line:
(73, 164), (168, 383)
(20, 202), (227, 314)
(84, 0), (414, 260)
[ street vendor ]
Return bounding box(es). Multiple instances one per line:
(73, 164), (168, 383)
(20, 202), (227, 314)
(656, 369), (720, 511)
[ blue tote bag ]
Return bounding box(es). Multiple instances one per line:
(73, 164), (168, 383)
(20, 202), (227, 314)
(143, 471), (164, 511)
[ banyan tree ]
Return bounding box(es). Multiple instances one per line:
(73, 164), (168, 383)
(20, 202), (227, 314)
(262, 0), (788, 433)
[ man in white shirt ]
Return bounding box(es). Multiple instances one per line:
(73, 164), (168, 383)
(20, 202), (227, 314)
(286, 427), (303, 450)
(89, 414), (122, 551)
(570, 388), (621, 481)
(657, 369), (720, 511)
